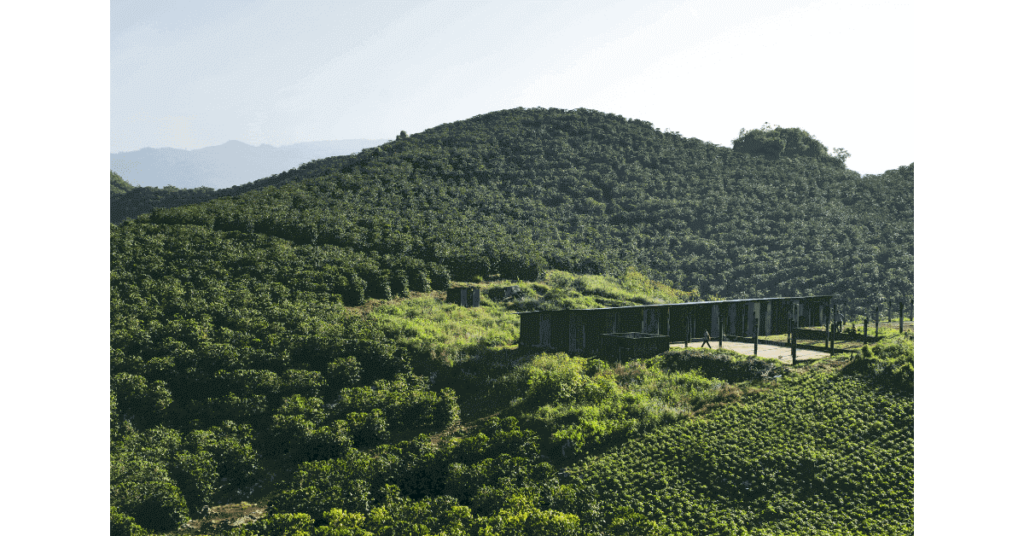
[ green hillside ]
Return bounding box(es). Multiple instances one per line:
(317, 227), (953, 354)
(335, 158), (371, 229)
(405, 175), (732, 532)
(110, 108), (913, 535)
(127, 107), (912, 313)
(111, 170), (137, 195)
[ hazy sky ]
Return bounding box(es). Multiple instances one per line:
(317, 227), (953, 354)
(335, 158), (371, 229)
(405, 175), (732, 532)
(112, 0), (913, 175)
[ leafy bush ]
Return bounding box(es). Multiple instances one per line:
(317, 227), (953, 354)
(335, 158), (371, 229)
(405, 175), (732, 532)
(658, 348), (789, 382)
(110, 505), (148, 536)
(111, 372), (173, 429)
(411, 268), (432, 293)
(304, 420), (355, 461)
(249, 513), (315, 536)
(433, 387), (461, 428)
(583, 357), (610, 376)
(185, 421), (260, 489)
(214, 369), (282, 400)
(281, 369), (326, 399)
(111, 480), (189, 532)
(391, 270), (411, 298)
(170, 449), (218, 515)
(342, 274), (367, 306)
(428, 262), (451, 291)
(443, 454), (554, 507)
(270, 449), (400, 520)
(521, 353), (615, 406)
(845, 339), (914, 392)
(552, 418), (639, 458)
(276, 394), (328, 422)
(525, 363), (587, 405)
(266, 414), (316, 458)
(331, 376), (459, 430)
(448, 417), (541, 464)
(477, 500), (584, 535)
(366, 269), (392, 301)
(346, 409), (389, 447)
(325, 356), (362, 389)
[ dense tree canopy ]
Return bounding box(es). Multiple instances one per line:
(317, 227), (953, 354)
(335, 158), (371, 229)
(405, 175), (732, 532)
(122, 107), (912, 314)
(111, 170), (136, 196)
(731, 123), (845, 166)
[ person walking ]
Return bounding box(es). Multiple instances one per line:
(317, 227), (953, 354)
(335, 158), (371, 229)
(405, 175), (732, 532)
(701, 330), (712, 348)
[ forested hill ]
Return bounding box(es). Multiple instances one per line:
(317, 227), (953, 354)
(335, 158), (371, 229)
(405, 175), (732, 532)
(110, 170), (136, 195)
(125, 107), (913, 312)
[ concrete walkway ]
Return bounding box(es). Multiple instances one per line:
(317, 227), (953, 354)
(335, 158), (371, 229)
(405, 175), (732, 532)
(670, 340), (834, 363)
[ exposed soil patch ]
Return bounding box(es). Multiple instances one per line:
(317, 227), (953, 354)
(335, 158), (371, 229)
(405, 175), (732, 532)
(671, 340), (834, 363)
(177, 501), (269, 534)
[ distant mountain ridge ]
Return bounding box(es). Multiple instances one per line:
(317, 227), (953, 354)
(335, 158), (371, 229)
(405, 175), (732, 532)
(111, 139), (389, 190)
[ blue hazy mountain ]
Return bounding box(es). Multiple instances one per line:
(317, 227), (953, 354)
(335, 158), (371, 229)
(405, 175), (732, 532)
(110, 139), (390, 190)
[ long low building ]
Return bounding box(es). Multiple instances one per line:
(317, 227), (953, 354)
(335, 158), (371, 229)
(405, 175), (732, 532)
(518, 295), (833, 356)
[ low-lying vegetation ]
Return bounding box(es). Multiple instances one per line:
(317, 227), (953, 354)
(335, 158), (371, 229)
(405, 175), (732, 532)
(843, 338), (914, 393)
(112, 235), (914, 535)
(568, 367), (913, 535)
(365, 268), (697, 367)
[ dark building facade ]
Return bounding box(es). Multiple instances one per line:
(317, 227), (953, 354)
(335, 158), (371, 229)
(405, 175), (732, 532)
(447, 287), (481, 307)
(518, 295), (832, 356)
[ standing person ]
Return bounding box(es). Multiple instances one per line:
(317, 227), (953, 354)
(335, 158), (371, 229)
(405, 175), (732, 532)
(701, 330), (712, 348)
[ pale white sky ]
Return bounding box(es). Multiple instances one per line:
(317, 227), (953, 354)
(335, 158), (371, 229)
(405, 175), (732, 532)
(112, 0), (913, 175)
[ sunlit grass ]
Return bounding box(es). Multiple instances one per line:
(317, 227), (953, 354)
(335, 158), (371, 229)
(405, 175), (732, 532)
(367, 293), (519, 366)
(355, 271), (727, 455)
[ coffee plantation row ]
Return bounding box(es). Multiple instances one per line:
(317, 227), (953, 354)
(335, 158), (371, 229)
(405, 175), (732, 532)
(569, 354), (913, 535)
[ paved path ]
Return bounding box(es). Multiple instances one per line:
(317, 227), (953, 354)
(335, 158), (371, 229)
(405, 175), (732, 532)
(670, 340), (834, 363)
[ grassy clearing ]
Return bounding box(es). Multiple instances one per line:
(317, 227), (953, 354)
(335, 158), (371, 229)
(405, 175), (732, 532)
(359, 268), (700, 369)
(366, 292), (519, 366)
(358, 271), (837, 464)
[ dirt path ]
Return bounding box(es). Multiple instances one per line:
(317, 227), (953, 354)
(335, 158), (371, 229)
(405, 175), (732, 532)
(670, 340), (834, 363)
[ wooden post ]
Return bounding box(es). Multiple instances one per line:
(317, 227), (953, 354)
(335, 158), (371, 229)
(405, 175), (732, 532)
(831, 307), (839, 354)
(790, 301), (798, 344)
(909, 299), (913, 321)
(874, 306), (879, 338)
(829, 315), (834, 350)
(863, 317), (869, 345)
(754, 316), (759, 356)
(790, 310), (797, 365)
(825, 306), (830, 353)
(719, 313), (724, 348)
(788, 300), (794, 345)
(827, 306), (833, 356)
(830, 317), (835, 353)
(827, 305), (835, 348)
(899, 301), (904, 333)
(888, 300), (892, 322)
(835, 309), (841, 352)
